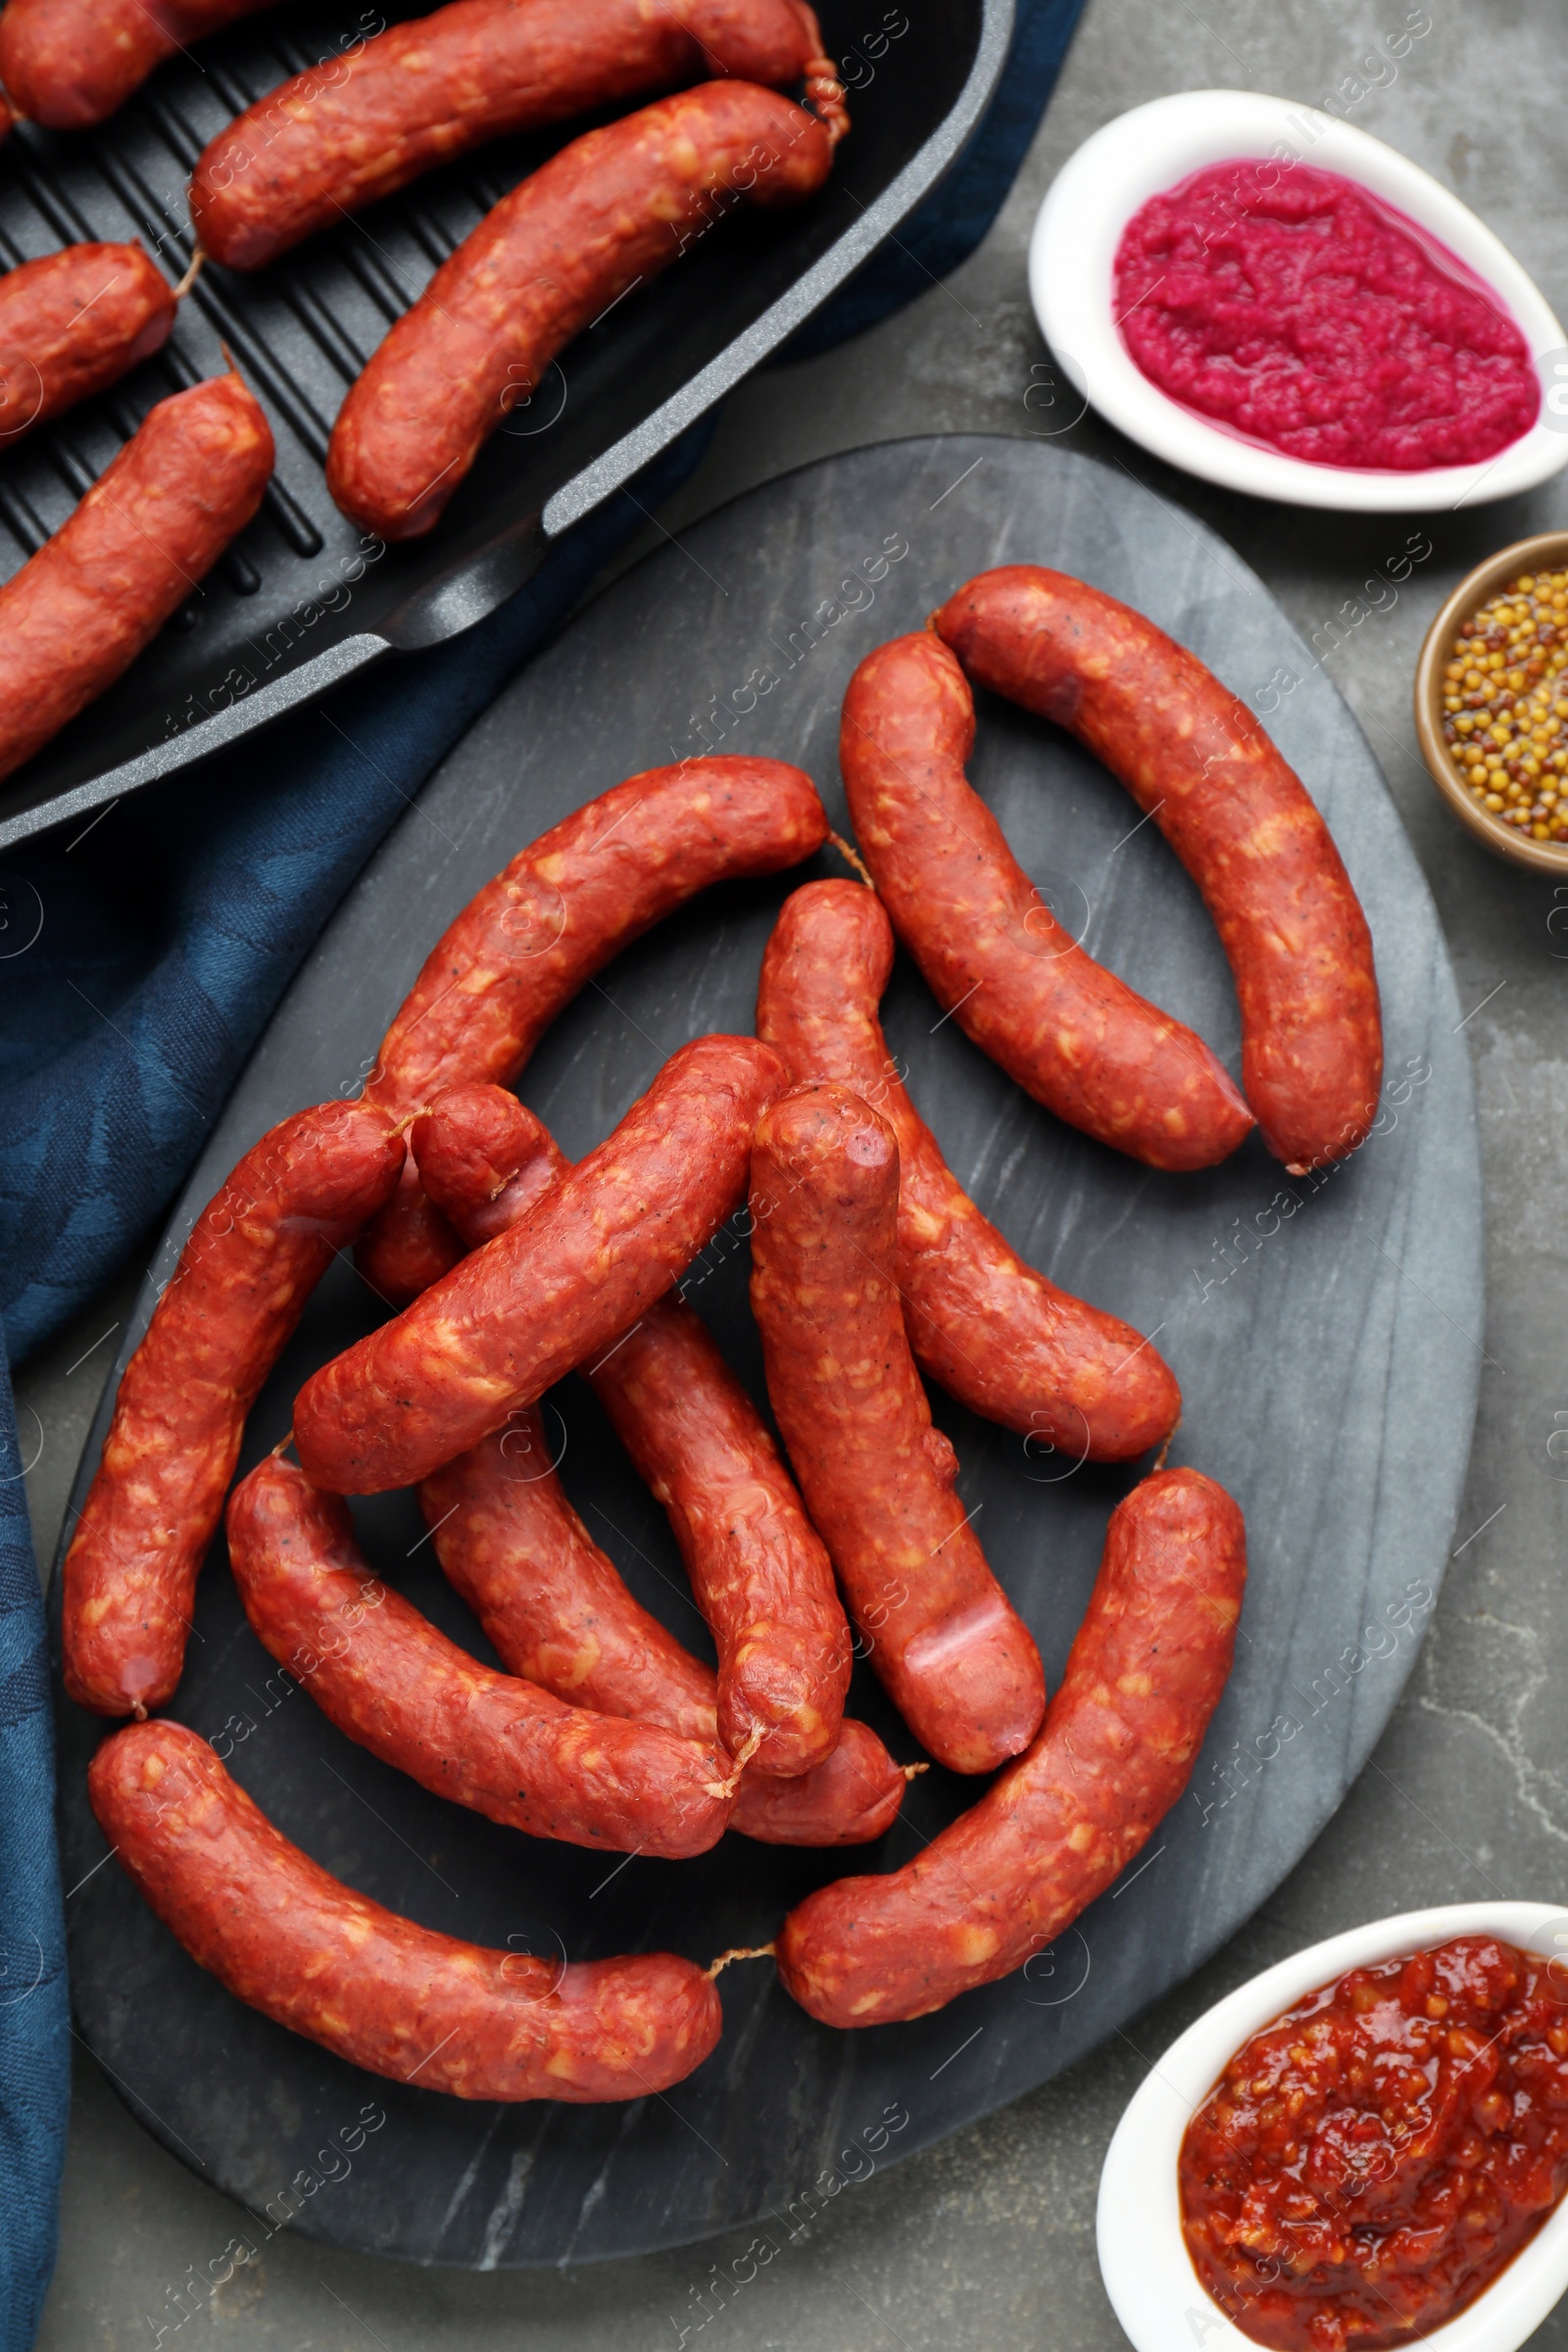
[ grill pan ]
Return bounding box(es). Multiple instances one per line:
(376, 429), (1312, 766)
(0, 0), (1009, 852)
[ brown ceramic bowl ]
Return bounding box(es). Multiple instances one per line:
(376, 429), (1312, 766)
(1414, 530), (1568, 875)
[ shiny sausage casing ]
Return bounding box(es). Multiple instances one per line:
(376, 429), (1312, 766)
(62, 1099), (404, 1720)
(326, 81), (837, 541)
(776, 1467), (1246, 2026)
(90, 1720), (722, 2099)
(750, 1083), (1047, 1774)
(0, 244), (173, 443)
(226, 1456), (734, 1858)
(0, 0), (273, 126)
(192, 0), (835, 271)
(757, 880), (1181, 1459)
(0, 371), (273, 786)
(295, 1033), (784, 1494)
(934, 568), (1382, 1171)
(414, 1083), (857, 1786)
(840, 631), (1255, 1172)
(358, 754), (827, 1300)
(418, 1419), (906, 1846)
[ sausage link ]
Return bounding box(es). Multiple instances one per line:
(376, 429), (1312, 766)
(0, 244), (173, 444)
(296, 1034), (784, 1494)
(754, 1752), (906, 1851)
(192, 0), (834, 271)
(414, 1086), (564, 1245)
(750, 1084), (1047, 1774)
(62, 1099), (404, 1720)
(757, 880), (1181, 1459)
(369, 760), (825, 1101)
(0, 0), (275, 126)
(588, 1304), (851, 1776)
(0, 370), (273, 786)
(226, 1457), (733, 1858)
(730, 1731), (905, 1845)
(357, 754), (827, 1300)
(840, 632), (1254, 1172)
(326, 81), (838, 541)
(775, 1466), (1246, 2025)
(934, 569), (1383, 1171)
(356, 1188), (466, 1305)
(415, 1082), (854, 1781)
(90, 1720), (722, 2098)
(383, 1081), (556, 1297)
(420, 1414), (719, 1739)
(418, 1419), (906, 1846)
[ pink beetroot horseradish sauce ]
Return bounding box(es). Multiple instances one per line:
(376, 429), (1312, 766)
(1112, 160), (1540, 470)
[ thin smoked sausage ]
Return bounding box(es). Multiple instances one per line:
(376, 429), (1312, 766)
(62, 1098), (404, 1720)
(192, 0), (842, 270)
(418, 1421), (908, 1846)
(409, 1083), (563, 1245)
(326, 80), (840, 541)
(839, 631), (1255, 1172)
(0, 244), (174, 443)
(587, 1302), (851, 1776)
(749, 1083), (1047, 1775)
(0, 0), (277, 126)
(357, 754), (827, 1300)
(295, 1034), (784, 1494)
(0, 371), (273, 785)
(226, 1455), (734, 1858)
(756, 879), (1181, 1459)
(90, 1719), (722, 2098)
(413, 1082), (854, 1782)
(775, 1467), (1246, 2026)
(934, 568), (1382, 1171)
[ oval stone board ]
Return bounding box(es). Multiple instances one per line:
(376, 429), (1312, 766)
(55, 434), (1483, 2268)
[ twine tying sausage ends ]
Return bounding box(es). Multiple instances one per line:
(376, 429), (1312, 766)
(707, 1943), (775, 1980)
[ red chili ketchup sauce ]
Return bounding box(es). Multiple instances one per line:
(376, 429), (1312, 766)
(1178, 1936), (1568, 2349)
(1113, 162), (1540, 471)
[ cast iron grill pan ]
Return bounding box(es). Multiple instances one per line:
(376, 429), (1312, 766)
(0, 0), (1005, 850)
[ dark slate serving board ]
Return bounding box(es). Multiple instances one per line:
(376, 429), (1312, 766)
(55, 434), (1484, 2269)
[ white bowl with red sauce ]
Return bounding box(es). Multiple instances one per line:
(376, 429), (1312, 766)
(1030, 91), (1568, 511)
(1097, 1900), (1568, 2351)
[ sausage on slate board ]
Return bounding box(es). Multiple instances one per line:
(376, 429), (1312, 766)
(294, 1033), (785, 1494)
(226, 1455), (735, 1858)
(411, 1086), (864, 1796)
(839, 630), (1256, 1172)
(62, 1098), (404, 1720)
(90, 1719), (723, 2099)
(775, 1467), (1246, 2026)
(357, 754), (827, 1300)
(934, 567), (1383, 1172)
(757, 878), (1182, 1459)
(586, 1299), (853, 1777)
(749, 1082), (1048, 1775)
(418, 1417), (908, 1846)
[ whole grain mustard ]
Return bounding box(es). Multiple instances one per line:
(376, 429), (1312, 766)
(1442, 569), (1568, 843)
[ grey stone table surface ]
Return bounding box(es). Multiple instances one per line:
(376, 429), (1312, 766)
(19, 0), (1568, 2342)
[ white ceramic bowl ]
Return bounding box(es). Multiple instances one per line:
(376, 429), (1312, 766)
(1030, 91), (1568, 512)
(1098, 1900), (1568, 2352)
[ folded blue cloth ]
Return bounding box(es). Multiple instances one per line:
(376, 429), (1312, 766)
(0, 2), (1088, 2336)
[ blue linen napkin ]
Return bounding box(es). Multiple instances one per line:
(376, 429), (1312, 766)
(0, 1), (1089, 2336)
